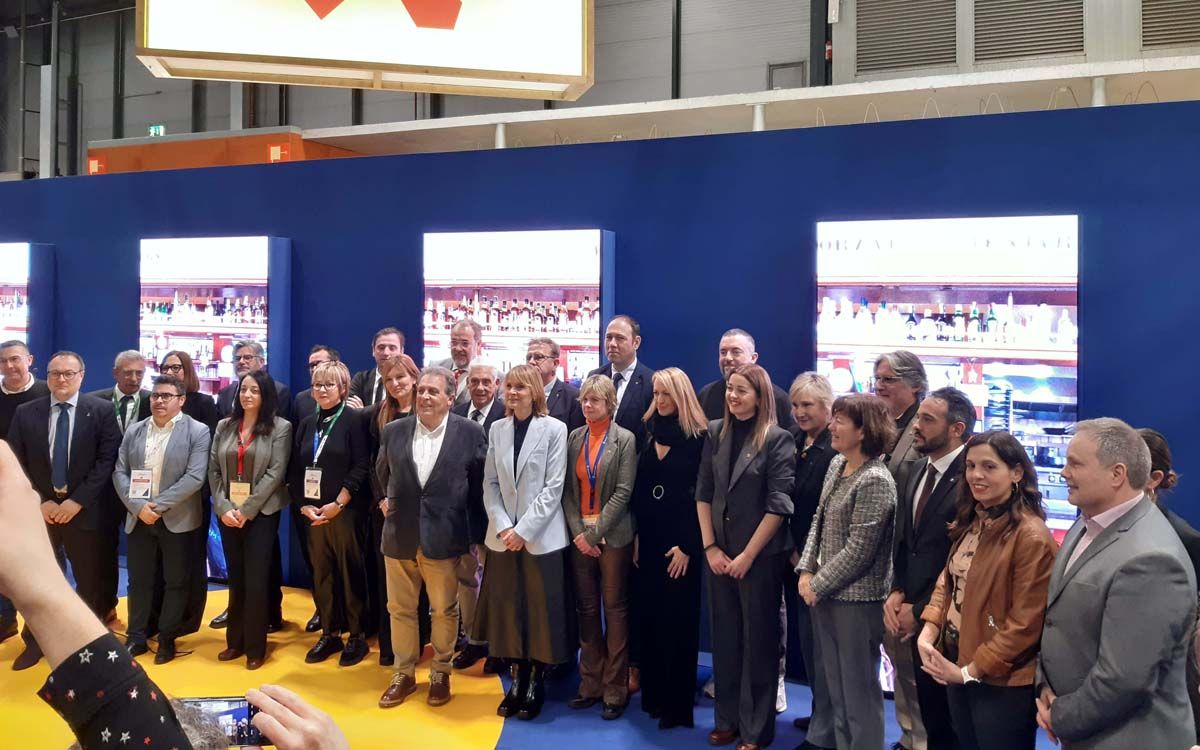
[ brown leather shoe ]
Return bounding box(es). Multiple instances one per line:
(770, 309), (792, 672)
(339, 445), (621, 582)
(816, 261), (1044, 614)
(246, 657), (265, 671)
(218, 648), (244, 662)
(708, 728), (738, 746)
(378, 674), (417, 708)
(427, 671), (452, 707)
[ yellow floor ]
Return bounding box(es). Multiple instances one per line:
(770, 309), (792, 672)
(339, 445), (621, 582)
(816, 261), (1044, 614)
(1, 587), (505, 749)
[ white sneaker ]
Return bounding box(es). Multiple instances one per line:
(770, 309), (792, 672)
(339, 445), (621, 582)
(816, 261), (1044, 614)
(702, 676), (716, 698)
(776, 672), (787, 713)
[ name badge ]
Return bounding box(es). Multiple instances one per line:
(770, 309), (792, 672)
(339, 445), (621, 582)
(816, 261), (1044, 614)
(229, 481), (251, 508)
(304, 468), (323, 500)
(130, 469), (152, 499)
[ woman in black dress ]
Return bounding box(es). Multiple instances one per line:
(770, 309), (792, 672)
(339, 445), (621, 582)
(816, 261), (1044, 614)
(631, 367), (709, 729)
(366, 353), (419, 667)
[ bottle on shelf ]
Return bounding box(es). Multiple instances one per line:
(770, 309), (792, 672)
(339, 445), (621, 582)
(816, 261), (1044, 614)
(904, 304), (918, 342)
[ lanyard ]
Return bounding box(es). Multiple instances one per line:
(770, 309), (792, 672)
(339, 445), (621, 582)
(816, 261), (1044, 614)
(236, 419), (251, 480)
(112, 390), (138, 426)
(584, 426), (609, 514)
(311, 401), (346, 466)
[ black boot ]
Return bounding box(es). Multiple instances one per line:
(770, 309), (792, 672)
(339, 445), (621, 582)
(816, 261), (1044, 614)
(497, 660), (529, 718)
(517, 661), (546, 721)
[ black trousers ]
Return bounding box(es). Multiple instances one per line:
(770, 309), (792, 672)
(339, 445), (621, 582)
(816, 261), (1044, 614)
(914, 638), (959, 749)
(219, 512), (280, 659)
(97, 495), (124, 615)
(308, 506), (368, 636)
(180, 500), (211, 635)
(127, 521), (200, 643)
(708, 551), (786, 747)
(635, 544), (701, 724)
(946, 682), (1037, 750)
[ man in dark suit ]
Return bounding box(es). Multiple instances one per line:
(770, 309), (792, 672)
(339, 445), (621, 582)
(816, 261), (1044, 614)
(696, 329), (794, 429)
(451, 360), (505, 437)
(6, 350), (122, 670)
(885, 387), (973, 750)
(347, 328), (404, 409)
(0, 339), (50, 642)
(292, 345), (340, 427)
(376, 366), (486, 709)
(527, 337), (584, 432)
(587, 315), (654, 447)
(216, 341), (292, 422)
(88, 350), (153, 623)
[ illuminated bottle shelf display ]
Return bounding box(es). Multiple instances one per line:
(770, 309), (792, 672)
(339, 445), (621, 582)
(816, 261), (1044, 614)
(0, 243), (31, 343)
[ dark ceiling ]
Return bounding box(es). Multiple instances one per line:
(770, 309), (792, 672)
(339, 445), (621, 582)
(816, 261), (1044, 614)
(0, 0), (132, 29)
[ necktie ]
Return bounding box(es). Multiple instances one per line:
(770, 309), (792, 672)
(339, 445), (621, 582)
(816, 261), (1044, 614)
(471, 409), (483, 424)
(913, 463), (939, 528)
(52, 402), (70, 490)
(373, 376), (384, 406)
(613, 372), (625, 386)
(118, 395), (133, 430)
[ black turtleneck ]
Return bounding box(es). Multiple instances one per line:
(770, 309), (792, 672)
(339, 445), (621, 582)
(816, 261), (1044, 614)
(729, 416), (754, 473)
(513, 413), (534, 465)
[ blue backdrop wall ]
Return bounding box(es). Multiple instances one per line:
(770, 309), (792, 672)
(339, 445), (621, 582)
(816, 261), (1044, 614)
(1, 100), (1197, 528)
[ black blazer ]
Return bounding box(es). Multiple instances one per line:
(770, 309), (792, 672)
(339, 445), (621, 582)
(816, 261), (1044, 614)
(7, 393), (122, 530)
(218, 375), (292, 423)
(349, 368), (383, 407)
(292, 388), (316, 429)
(698, 378), (796, 430)
(87, 387), (152, 430)
(289, 404), (370, 509)
(182, 391), (220, 434)
(696, 419), (795, 557)
(367, 402), (412, 501)
(588, 360), (655, 447)
(451, 398), (505, 439)
(376, 412), (487, 560)
(788, 426), (835, 552)
(1163, 505), (1200, 590)
(892, 449), (966, 620)
(546, 379), (585, 432)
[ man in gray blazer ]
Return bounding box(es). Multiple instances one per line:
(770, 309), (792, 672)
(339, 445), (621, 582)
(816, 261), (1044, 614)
(113, 375), (212, 664)
(435, 319), (482, 406)
(1037, 417), (1197, 749)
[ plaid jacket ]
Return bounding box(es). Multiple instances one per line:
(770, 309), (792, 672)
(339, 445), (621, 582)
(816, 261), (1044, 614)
(798, 454), (897, 602)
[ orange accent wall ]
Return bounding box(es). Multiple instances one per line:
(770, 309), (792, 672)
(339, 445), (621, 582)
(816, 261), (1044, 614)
(87, 132), (360, 174)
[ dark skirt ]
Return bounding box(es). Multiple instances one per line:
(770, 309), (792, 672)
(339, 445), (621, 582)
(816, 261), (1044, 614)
(474, 547), (573, 664)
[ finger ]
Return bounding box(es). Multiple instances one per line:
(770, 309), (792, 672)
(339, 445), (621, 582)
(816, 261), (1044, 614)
(249, 712), (296, 750)
(255, 684), (323, 722)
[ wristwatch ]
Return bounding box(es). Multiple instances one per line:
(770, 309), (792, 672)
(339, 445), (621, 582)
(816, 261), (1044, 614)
(961, 665), (980, 685)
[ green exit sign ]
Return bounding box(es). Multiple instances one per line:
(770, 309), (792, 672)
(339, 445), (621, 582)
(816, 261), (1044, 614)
(147, 124), (166, 137)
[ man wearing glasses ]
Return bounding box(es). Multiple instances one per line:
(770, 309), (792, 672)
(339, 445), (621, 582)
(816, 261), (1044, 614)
(527, 337), (584, 431)
(113, 375), (212, 664)
(6, 351), (122, 670)
(293, 345), (340, 426)
(216, 341), (292, 423)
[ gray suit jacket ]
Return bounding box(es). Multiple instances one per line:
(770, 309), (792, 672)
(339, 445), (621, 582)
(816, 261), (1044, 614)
(113, 414), (211, 534)
(1038, 497), (1197, 749)
(208, 416), (292, 520)
(887, 415), (921, 483)
(434, 357), (471, 406)
(562, 422), (637, 548)
(482, 415), (569, 555)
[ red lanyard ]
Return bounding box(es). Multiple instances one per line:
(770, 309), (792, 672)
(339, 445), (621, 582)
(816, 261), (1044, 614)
(236, 421), (250, 480)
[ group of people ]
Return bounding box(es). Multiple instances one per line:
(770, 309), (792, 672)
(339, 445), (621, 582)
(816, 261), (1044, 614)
(2, 313), (1198, 750)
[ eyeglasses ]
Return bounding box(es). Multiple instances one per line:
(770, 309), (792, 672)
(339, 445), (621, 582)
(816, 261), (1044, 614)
(312, 382), (340, 391)
(148, 392), (182, 401)
(525, 353), (552, 364)
(47, 370), (81, 380)
(874, 376), (903, 386)
(160, 364), (185, 373)
(235, 354), (261, 363)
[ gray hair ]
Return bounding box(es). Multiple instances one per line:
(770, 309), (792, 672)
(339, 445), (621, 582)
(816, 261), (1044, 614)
(420, 365), (457, 399)
(70, 700), (229, 750)
(875, 350), (928, 397)
(450, 318), (483, 344)
(112, 350), (145, 368)
(466, 358), (500, 382)
(234, 340), (265, 359)
(721, 328), (756, 352)
(1075, 417), (1152, 490)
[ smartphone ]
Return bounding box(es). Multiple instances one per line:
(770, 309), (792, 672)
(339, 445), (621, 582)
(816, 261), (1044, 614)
(178, 696), (273, 748)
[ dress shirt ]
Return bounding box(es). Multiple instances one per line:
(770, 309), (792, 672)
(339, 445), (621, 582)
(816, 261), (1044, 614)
(1065, 492), (1145, 571)
(112, 388), (141, 430)
(611, 359), (638, 408)
(412, 413), (449, 487)
(371, 369), (384, 404)
(543, 378), (557, 400)
(144, 413), (183, 496)
(468, 399), (495, 426)
(1, 372), (35, 395)
(48, 391), (80, 460)
(912, 444), (965, 522)
(452, 365), (469, 398)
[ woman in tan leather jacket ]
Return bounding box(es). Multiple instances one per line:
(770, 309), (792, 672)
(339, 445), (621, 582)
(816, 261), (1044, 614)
(915, 430), (1058, 750)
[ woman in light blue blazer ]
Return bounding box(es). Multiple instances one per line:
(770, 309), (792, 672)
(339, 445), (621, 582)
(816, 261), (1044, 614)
(474, 364), (570, 722)
(210, 369), (292, 670)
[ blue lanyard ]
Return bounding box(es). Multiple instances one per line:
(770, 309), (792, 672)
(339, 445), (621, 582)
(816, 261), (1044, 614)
(584, 426), (609, 514)
(311, 401), (346, 466)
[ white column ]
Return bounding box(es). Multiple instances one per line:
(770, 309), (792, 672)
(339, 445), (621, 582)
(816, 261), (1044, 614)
(752, 103), (766, 132)
(494, 122), (507, 149)
(1091, 77), (1107, 107)
(230, 82), (244, 130)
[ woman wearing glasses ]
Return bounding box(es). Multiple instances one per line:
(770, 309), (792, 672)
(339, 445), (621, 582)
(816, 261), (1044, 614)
(210, 369), (292, 670)
(159, 350), (220, 433)
(291, 360), (372, 668)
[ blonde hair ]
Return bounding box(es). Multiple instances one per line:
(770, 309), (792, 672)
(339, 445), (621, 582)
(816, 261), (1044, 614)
(643, 367), (708, 438)
(311, 360), (351, 400)
(579, 374), (618, 417)
(789, 372), (834, 410)
(720, 364), (776, 451)
(503, 364), (548, 417)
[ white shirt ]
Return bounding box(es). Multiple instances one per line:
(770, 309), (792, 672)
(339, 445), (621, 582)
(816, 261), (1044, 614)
(370, 369), (385, 405)
(611, 359), (638, 408)
(412, 413), (449, 487)
(468, 399), (494, 426)
(912, 444), (966, 522)
(1, 373), (35, 395)
(543, 378), (557, 400)
(48, 391), (80, 471)
(113, 388), (141, 430)
(1066, 492), (1145, 572)
(144, 413), (183, 496)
